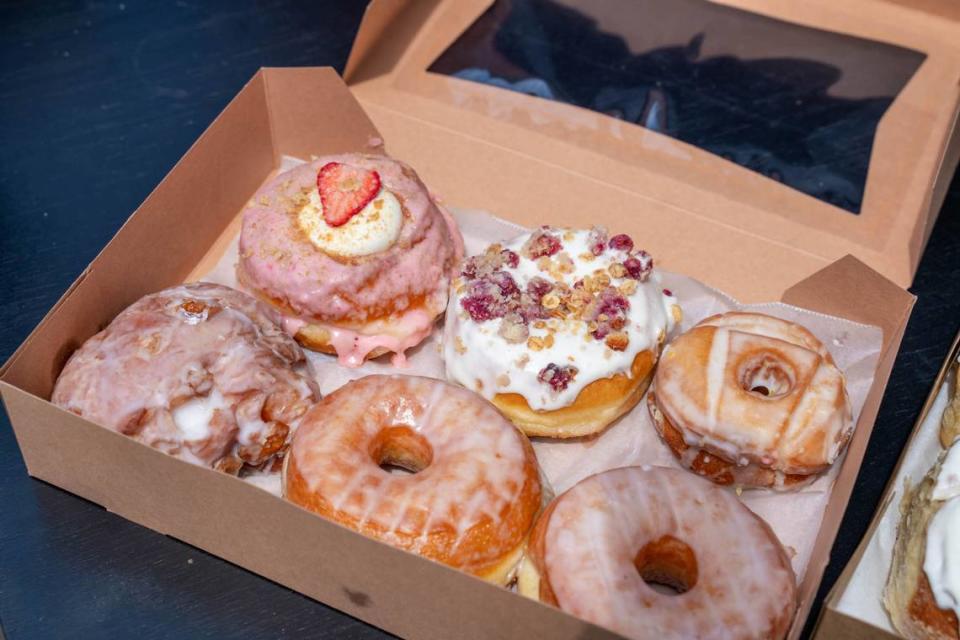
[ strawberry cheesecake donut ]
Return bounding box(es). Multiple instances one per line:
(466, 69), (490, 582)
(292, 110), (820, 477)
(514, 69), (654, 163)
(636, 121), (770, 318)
(648, 312), (853, 490)
(51, 283), (320, 474)
(444, 226), (680, 438)
(518, 466), (797, 640)
(283, 375), (542, 584)
(238, 153), (463, 367)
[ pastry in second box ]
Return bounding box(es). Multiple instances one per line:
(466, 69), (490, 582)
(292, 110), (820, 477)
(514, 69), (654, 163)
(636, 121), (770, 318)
(886, 437), (960, 640)
(238, 153), (463, 367)
(444, 226), (680, 438)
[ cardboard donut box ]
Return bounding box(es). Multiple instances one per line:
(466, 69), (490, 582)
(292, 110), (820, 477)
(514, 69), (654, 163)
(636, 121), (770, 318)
(2, 1), (959, 638)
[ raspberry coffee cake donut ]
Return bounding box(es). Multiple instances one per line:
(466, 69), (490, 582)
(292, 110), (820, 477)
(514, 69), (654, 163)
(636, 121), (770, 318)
(51, 283), (320, 474)
(444, 226), (680, 438)
(238, 153), (463, 367)
(648, 312), (852, 490)
(886, 439), (960, 640)
(283, 375), (541, 584)
(518, 466), (797, 640)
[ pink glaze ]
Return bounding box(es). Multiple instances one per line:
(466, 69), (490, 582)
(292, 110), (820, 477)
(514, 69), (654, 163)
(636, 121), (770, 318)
(239, 154), (462, 365)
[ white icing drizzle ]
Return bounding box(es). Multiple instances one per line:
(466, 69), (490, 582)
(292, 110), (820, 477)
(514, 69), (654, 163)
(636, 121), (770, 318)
(924, 496), (960, 622)
(297, 188), (403, 257)
(538, 467), (795, 639)
(287, 376), (537, 567)
(171, 389), (227, 441)
(444, 228), (678, 411)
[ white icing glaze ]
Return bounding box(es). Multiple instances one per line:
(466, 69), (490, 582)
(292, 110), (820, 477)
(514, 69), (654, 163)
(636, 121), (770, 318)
(444, 228), (678, 411)
(171, 389), (227, 441)
(535, 466), (795, 639)
(297, 188), (402, 258)
(286, 375), (539, 568)
(924, 496), (960, 622)
(933, 440), (960, 501)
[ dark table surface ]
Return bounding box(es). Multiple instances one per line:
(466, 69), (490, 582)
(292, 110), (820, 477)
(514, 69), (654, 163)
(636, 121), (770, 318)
(1, 2), (959, 639)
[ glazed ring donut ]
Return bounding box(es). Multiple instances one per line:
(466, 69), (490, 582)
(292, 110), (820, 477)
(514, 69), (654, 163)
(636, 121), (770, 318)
(518, 466), (797, 640)
(238, 153), (463, 367)
(51, 283), (320, 473)
(283, 375), (542, 584)
(444, 226), (680, 438)
(648, 311), (852, 490)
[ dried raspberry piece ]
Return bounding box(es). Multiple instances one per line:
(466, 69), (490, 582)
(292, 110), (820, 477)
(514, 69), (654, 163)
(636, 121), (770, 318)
(521, 228), (562, 259)
(501, 249), (520, 268)
(587, 226), (608, 256)
(663, 288), (673, 296)
(608, 234), (634, 252)
(489, 270), (519, 297)
(525, 276), (553, 301)
(461, 295), (497, 322)
(624, 250), (653, 281)
(537, 363), (579, 392)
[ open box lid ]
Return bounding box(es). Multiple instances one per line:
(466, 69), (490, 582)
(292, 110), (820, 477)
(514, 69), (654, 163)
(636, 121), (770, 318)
(341, 0), (960, 297)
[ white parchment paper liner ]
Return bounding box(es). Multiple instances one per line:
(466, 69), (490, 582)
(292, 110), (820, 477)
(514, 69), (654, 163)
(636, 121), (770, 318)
(198, 157), (883, 583)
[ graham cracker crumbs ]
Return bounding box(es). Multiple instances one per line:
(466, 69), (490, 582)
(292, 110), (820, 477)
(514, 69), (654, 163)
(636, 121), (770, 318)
(605, 331), (629, 351)
(454, 337), (467, 355)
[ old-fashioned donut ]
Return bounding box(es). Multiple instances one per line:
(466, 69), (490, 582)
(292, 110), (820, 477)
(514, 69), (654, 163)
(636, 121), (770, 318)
(648, 311), (852, 490)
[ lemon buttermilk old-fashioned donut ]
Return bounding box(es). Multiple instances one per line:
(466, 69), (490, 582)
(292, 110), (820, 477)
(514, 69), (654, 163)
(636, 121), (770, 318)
(238, 153), (463, 367)
(518, 466), (797, 640)
(444, 226), (680, 438)
(283, 375), (542, 584)
(51, 283), (320, 474)
(648, 311), (852, 490)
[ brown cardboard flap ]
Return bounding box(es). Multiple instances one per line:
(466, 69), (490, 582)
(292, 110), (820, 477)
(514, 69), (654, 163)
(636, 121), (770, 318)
(781, 254), (916, 355)
(344, 0), (417, 84)
(261, 67), (382, 161)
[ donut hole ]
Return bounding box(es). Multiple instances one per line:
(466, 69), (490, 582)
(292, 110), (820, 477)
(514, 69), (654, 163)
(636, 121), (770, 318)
(739, 353), (795, 399)
(369, 426), (433, 475)
(634, 535), (698, 595)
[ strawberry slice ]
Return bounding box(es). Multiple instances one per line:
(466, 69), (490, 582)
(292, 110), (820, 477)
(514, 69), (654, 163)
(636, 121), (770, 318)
(317, 162), (381, 227)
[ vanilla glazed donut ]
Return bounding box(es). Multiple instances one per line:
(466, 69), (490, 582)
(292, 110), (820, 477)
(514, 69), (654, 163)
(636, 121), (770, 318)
(444, 226), (680, 438)
(283, 375), (542, 584)
(648, 311), (852, 490)
(518, 466), (797, 640)
(238, 153), (464, 367)
(51, 283), (320, 474)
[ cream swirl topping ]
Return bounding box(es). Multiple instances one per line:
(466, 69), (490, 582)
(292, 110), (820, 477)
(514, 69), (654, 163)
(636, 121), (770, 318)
(297, 187), (403, 258)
